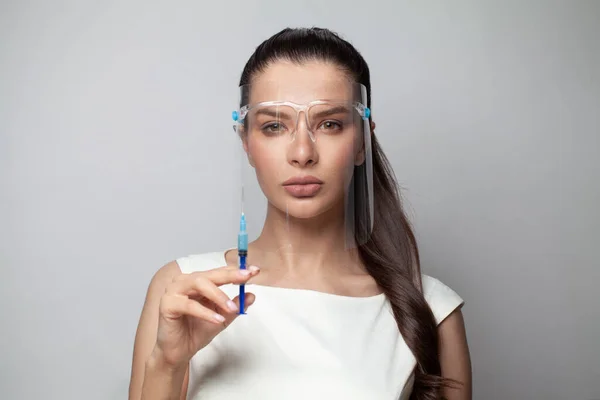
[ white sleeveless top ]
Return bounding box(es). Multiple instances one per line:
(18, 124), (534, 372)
(177, 251), (464, 400)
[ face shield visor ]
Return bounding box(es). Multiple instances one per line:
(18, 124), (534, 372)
(231, 80), (373, 257)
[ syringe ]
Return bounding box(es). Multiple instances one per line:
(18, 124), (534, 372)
(237, 212), (248, 314)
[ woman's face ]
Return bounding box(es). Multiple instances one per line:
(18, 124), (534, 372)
(241, 60), (366, 220)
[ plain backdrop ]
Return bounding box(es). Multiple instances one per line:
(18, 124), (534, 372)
(1, 1), (599, 399)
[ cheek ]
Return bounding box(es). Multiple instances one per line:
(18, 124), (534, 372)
(248, 140), (282, 184)
(325, 140), (358, 176)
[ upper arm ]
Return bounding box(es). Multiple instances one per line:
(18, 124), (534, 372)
(421, 275), (471, 399)
(438, 308), (472, 400)
(128, 260), (190, 400)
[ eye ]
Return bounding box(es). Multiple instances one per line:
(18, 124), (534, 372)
(261, 122), (287, 135)
(318, 120), (343, 132)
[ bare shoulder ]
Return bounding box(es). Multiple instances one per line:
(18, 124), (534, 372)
(128, 260), (186, 400)
(149, 260), (183, 291)
(139, 260), (186, 310)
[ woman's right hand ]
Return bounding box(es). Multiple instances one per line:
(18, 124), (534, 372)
(149, 265), (259, 369)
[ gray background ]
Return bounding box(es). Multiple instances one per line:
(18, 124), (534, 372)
(1, 1), (599, 399)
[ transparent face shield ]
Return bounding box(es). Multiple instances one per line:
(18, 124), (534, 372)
(231, 80), (373, 258)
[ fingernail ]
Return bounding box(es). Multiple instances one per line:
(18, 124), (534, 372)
(214, 313), (225, 323)
(239, 269), (251, 276)
(227, 300), (238, 312)
(249, 265), (260, 273)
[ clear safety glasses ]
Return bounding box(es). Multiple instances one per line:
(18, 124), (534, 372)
(233, 100), (370, 142)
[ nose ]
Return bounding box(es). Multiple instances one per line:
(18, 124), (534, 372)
(287, 112), (318, 167)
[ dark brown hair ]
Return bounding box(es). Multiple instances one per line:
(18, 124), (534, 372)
(239, 27), (455, 400)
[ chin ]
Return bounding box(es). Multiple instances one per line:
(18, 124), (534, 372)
(282, 203), (327, 219)
(271, 193), (342, 220)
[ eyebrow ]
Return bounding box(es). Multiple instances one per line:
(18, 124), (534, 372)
(252, 104), (353, 120)
(311, 105), (352, 119)
(254, 108), (294, 119)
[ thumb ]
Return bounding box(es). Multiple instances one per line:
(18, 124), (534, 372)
(235, 292), (256, 315)
(220, 292), (256, 328)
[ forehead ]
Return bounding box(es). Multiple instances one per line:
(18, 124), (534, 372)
(248, 60), (355, 104)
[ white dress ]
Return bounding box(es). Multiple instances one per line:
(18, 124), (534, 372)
(177, 251), (464, 400)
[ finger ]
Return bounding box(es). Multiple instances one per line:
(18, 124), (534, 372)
(195, 292), (256, 315)
(232, 292), (256, 314)
(218, 292), (256, 328)
(201, 265), (261, 286)
(202, 264), (260, 274)
(172, 276), (240, 315)
(160, 294), (226, 325)
(173, 265), (259, 283)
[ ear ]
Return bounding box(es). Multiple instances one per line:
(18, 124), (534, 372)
(355, 139), (365, 165)
(354, 120), (376, 166)
(241, 137), (255, 168)
(354, 152), (365, 166)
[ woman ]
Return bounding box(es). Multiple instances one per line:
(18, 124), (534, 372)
(129, 27), (472, 400)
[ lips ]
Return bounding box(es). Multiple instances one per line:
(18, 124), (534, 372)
(283, 176), (323, 186)
(282, 176), (323, 198)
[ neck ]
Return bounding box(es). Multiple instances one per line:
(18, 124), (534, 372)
(251, 202), (363, 275)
